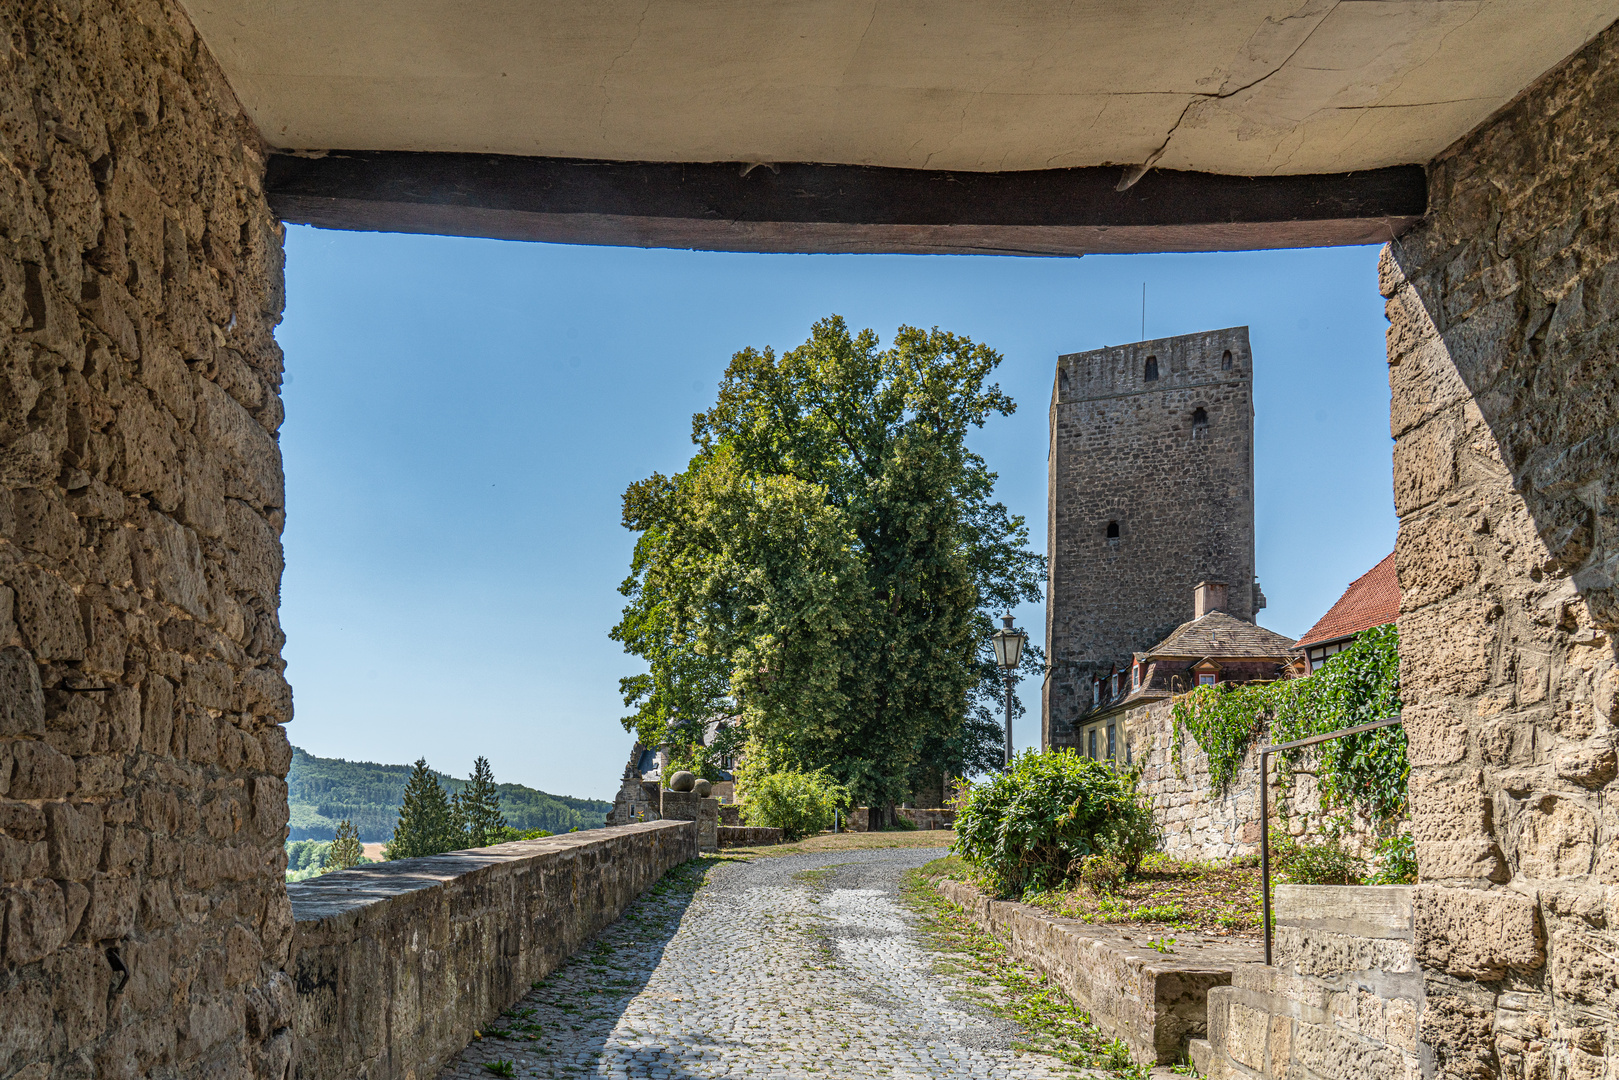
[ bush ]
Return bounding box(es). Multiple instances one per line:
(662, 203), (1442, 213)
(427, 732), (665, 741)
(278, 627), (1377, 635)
(1367, 832), (1417, 885)
(740, 769), (850, 841)
(1273, 834), (1366, 885)
(952, 750), (1161, 897)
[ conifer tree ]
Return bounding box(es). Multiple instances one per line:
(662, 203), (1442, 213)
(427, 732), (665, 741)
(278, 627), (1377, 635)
(459, 756), (508, 848)
(327, 819), (364, 870)
(384, 758), (460, 859)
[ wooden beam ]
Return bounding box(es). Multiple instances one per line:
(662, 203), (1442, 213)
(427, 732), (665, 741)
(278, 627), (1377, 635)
(265, 152), (1425, 256)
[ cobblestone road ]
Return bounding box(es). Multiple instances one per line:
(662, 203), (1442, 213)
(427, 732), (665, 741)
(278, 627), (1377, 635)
(438, 845), (1081, 1079)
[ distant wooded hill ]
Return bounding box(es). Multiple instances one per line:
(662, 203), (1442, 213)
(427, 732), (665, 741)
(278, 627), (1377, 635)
(287, 747), (613, 842)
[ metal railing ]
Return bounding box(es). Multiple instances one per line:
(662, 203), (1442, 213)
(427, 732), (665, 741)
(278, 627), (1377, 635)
(1258, 714), (1403, 965)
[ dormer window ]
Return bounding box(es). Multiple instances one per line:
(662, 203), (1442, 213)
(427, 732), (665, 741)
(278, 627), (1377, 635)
(1198, 673), (1216, 686)
(1093, 679), (1100, 706)
(1133, 663), (1142, 690)
(1144, 356), (1158, 381)
(1111, 672), (1119, 698)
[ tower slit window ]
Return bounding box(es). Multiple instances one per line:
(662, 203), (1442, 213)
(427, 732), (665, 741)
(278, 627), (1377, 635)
(1144, 356), (1158, 381)
(1192, 407), (1209, 437)
(1222, 349), (1233, 371)
(1106, 521), (1120, 539)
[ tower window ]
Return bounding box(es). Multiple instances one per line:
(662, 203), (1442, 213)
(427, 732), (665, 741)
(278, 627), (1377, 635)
(1221, 349), (1233, 371)
(1144, 356), (1158, 381)
(1192, 407), (1209, 436)
(1106, 521), (1120, 539)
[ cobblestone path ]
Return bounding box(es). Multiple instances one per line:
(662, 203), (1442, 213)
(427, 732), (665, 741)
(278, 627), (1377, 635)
(438, 846), (1081, 1079)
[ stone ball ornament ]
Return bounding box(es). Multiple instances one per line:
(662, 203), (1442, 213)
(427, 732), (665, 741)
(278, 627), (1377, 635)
(693, 779), (712, 798)
(668, 770), (697, 792)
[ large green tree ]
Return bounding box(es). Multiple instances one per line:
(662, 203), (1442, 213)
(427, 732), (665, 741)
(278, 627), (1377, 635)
(613, 317), (1042, 807)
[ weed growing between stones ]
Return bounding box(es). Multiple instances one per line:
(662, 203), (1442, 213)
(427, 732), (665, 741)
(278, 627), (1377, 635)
(481, 1061), (515, 1077)
(899, 867), (1149, 1078)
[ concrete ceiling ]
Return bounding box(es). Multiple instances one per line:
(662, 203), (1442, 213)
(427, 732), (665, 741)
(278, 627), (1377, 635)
(184, 0), (1617, 175)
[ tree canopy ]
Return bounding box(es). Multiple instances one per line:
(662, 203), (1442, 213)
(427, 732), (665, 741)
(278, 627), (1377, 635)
(612, 316), (1043, 807)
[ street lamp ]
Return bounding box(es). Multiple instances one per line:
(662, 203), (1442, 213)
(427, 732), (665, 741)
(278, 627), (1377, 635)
(991, 612), (1027, 768)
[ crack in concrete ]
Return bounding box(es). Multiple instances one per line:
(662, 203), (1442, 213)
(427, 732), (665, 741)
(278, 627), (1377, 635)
(1117, 0), (1341, 189)
(598, 0), (654, 141)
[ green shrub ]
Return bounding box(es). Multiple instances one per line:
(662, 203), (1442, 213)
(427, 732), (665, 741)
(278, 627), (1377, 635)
(1367, 832), (1417, 885)
(952, 750), (1160, 897)
(1273, 834), (1366, 885)
(740, 769), (850, 841)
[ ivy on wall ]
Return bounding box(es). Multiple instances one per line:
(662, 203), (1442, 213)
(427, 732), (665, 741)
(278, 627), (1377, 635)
(1170, 624), (1407, 822)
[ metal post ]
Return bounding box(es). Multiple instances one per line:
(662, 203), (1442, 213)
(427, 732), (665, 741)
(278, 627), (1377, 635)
(1260, 747), (1272, 966)
(1004, 673), (1015, 767)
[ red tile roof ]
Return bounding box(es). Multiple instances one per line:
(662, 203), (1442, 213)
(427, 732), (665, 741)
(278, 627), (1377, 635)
(1296, 552), (1398, 649)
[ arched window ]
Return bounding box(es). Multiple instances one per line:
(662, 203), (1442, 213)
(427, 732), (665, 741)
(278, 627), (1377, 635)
(1192, 407), (1209, 436)
(1221, 349), (1233, 371)
(1144, 356), (1158, 381)
(1106, 521), (1120, 539)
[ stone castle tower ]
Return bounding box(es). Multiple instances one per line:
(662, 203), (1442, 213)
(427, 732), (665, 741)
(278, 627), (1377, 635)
(1043, 327), (1258, 749)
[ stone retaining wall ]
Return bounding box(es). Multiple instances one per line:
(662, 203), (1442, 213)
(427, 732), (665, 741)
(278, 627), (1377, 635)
(287, 821), (696, 1080)
(1195, 885), (1420, 1080)
(895, 808), (954, 831)
(934, 877), (1258, 1064)
(717, 826), (781, 847)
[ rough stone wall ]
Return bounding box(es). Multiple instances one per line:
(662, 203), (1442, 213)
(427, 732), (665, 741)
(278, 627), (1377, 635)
(288, 822), (697, 1080)
(0, 3), (291, 1080)
(1385, 19), (1619, 1078)
(1199, 885), (1421, 1080)
(1045, 329), (1256, 749)
(1131, 699), (1345, 863)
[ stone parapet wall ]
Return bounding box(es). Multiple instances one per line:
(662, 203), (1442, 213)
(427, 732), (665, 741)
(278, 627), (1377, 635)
(935, 877), (1257, 1064)
(288, 822), (697, 1080)
(1384, 15), (1619, 1077)
(1196, 885), (1420, 1079)
(0, 4), (292, 1080)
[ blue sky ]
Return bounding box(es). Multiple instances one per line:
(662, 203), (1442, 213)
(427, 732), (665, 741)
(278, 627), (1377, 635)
(276, 227), (1395, 803)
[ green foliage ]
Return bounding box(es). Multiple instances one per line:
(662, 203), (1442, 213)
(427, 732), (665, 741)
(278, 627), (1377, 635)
(385, 759), (463, 860)
(1171, 624), (1407, 821)
(327, 820), (363, 872)
(612, 316), (1043, 808)
(456, 756), (509, 848)
(493, 826), (553, 842)
(1273, 834), (1366, 885)
(286, 746), (610, 842)
(482, 1061), (515, 1078)
(1367, 832), (1417, 885)
(739, 768), (851, 842)
(952, 750), (1161, 898)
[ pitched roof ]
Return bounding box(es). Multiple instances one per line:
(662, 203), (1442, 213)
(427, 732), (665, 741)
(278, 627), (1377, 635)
(1296, 552), (1399, 649)
(1146, 611), (1298, 660)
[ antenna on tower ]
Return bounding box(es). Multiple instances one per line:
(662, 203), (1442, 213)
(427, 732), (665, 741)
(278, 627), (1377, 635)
(1141, 283), (1146, 341)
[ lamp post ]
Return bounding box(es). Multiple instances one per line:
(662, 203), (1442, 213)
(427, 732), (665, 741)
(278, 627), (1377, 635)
(990, 612), (1027, 768)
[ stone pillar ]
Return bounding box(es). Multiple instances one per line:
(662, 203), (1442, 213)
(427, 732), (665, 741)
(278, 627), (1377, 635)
(697, 796), (719, 852)
(1385, 20), (1619, 1079)
(0, 3), (291, 1080)
(659, 790), (719, 853)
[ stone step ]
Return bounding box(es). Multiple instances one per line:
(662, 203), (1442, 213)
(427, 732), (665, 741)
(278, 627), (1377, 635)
(1189, 1038), (1214, 1075)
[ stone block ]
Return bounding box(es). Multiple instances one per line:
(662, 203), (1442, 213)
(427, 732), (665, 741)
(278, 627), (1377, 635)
(2, 877), (66, 964)
(8, 739), (75, 798)
(1274, 885), (1412, 940)
(0, 979), (52, 1075)
(1415, 884), (1544, 980)
(82, 871), (137, 941)
(1516, 795), (1597, 879)
(45, 801), (103, 880)
(10, 566), (85, 662)
(0, 646), (44, 735)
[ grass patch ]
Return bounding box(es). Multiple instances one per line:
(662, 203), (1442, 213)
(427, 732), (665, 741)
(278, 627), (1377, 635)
(901, 865), (1149, 1078)
(1017, 853), (1262, 936)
